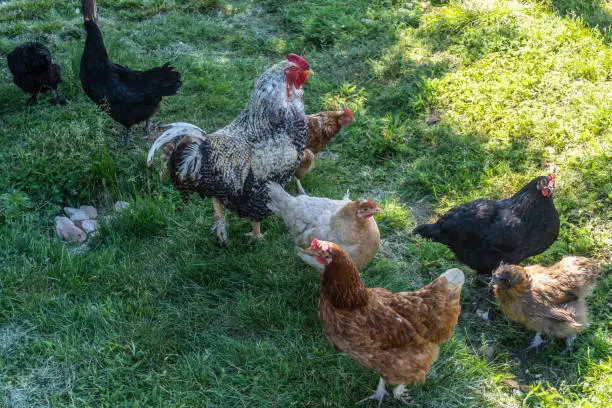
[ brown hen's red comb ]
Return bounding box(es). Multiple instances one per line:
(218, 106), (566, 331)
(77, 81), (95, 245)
(343, 106), (354, 120)
(310, 238), (329, 251)
(286, 54), (310, 70)
(366, 200), (376, 208)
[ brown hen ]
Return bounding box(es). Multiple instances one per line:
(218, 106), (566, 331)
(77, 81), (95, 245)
(305, 239), (465, 406)
(492, 257), (602, 352)
(295, 106), (354, 194)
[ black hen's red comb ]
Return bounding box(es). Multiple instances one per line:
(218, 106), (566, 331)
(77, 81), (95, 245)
(287, 54), (310, 70)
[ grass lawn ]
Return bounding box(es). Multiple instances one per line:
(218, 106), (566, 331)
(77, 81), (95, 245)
(0, 0), (610, 406)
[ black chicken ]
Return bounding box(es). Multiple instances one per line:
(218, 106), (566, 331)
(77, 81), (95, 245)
(7, 42), (66, 106)
(79, 0), (181, 142)
(413, 175), (559, 275)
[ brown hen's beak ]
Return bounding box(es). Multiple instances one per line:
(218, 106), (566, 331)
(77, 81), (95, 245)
(371, 206), (383, 215)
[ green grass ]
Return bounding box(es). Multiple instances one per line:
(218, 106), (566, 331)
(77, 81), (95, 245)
(0, 0), (610, 406)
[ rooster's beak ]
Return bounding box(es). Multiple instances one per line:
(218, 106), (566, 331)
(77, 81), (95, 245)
(304, 70), (313, 76)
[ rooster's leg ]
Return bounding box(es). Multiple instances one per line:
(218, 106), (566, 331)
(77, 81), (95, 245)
(246, 221), (264, 240)
(356, 377), (388, 408)
(522, 331), (545, 352)
(392, 385), (411, 403)
(295, 178), (307, 195)
(211, 197), (228, 245)
(562, 336), (576, 354)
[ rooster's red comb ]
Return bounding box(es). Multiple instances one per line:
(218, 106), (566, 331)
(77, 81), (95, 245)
(342, 106), (354, 120)
(286, 54), (310, 71)
(548, 173), (555, 183)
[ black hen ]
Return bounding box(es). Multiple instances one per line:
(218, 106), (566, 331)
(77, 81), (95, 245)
(413, 175), (559, 275)
(79, 2), (181, 142)
(7, 42), (66, 106)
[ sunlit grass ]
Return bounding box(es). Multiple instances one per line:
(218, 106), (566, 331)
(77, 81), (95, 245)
(0, 0), (610, 406)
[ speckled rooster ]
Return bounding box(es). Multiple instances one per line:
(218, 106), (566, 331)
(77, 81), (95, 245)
(147, 54), (312, 244)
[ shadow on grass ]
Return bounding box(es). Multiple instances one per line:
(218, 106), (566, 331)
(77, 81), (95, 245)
(551, 0), (612, 42)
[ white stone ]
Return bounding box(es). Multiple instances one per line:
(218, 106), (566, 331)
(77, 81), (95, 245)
(64, 207), (89, 221)
(54, 216), (87, 244)
(79, 205), (98, 219)
(75, 219), (99, 234)
(114, 201), (130, 211)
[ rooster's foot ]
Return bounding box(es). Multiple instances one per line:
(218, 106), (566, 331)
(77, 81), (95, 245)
(211, 219), (228, 246)
(562, 336), (576, 354)
(245, 231), (265, 240)
(246, 221), (264, 240)
(522, 332), (545, 353)
(356, 377), (388, 408)
(392, 385), (412, 404)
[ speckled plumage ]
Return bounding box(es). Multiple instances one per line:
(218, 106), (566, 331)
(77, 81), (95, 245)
(149, 59), (307, 222)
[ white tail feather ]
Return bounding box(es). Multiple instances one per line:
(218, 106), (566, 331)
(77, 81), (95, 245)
(146, 122), (207, 167)
(441, 268), (465, 288)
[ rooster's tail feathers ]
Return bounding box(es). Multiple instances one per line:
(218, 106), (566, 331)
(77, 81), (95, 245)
(147, 122), (206, 167)
(147, 63), (182, 96)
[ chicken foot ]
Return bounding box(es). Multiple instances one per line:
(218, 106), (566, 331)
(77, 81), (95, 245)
(245, 221), (264, 240)
(562, 336), (576, 354)
(117, 125), (133, 144)
(26, 92), (39, 106)
(144, 119), (159, 139)
(392, 385), (412, 404)
(51, 89), (67, 107)
(522, 331), (545, 352)
(356, 377), (389, 408)
(211, 197), (228, 246)
(295, 178), (307, 195)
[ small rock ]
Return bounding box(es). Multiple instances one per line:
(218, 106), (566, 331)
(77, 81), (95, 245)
(360, 18), (374, 24)
(55, 216), (87, 244)
(75, 219), (99, 234)
(114, 201), (130, 211)
(79, 205), (98, 219)
(64, 207), (89, 221)
(476, 309), (489, 321)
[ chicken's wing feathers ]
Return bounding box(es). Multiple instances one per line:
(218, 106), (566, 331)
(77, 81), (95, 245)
(539, 308), (582, 327)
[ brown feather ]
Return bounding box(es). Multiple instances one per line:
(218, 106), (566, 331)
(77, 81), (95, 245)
(318, 243), (463, 385)
(492, 257), (601, 338)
